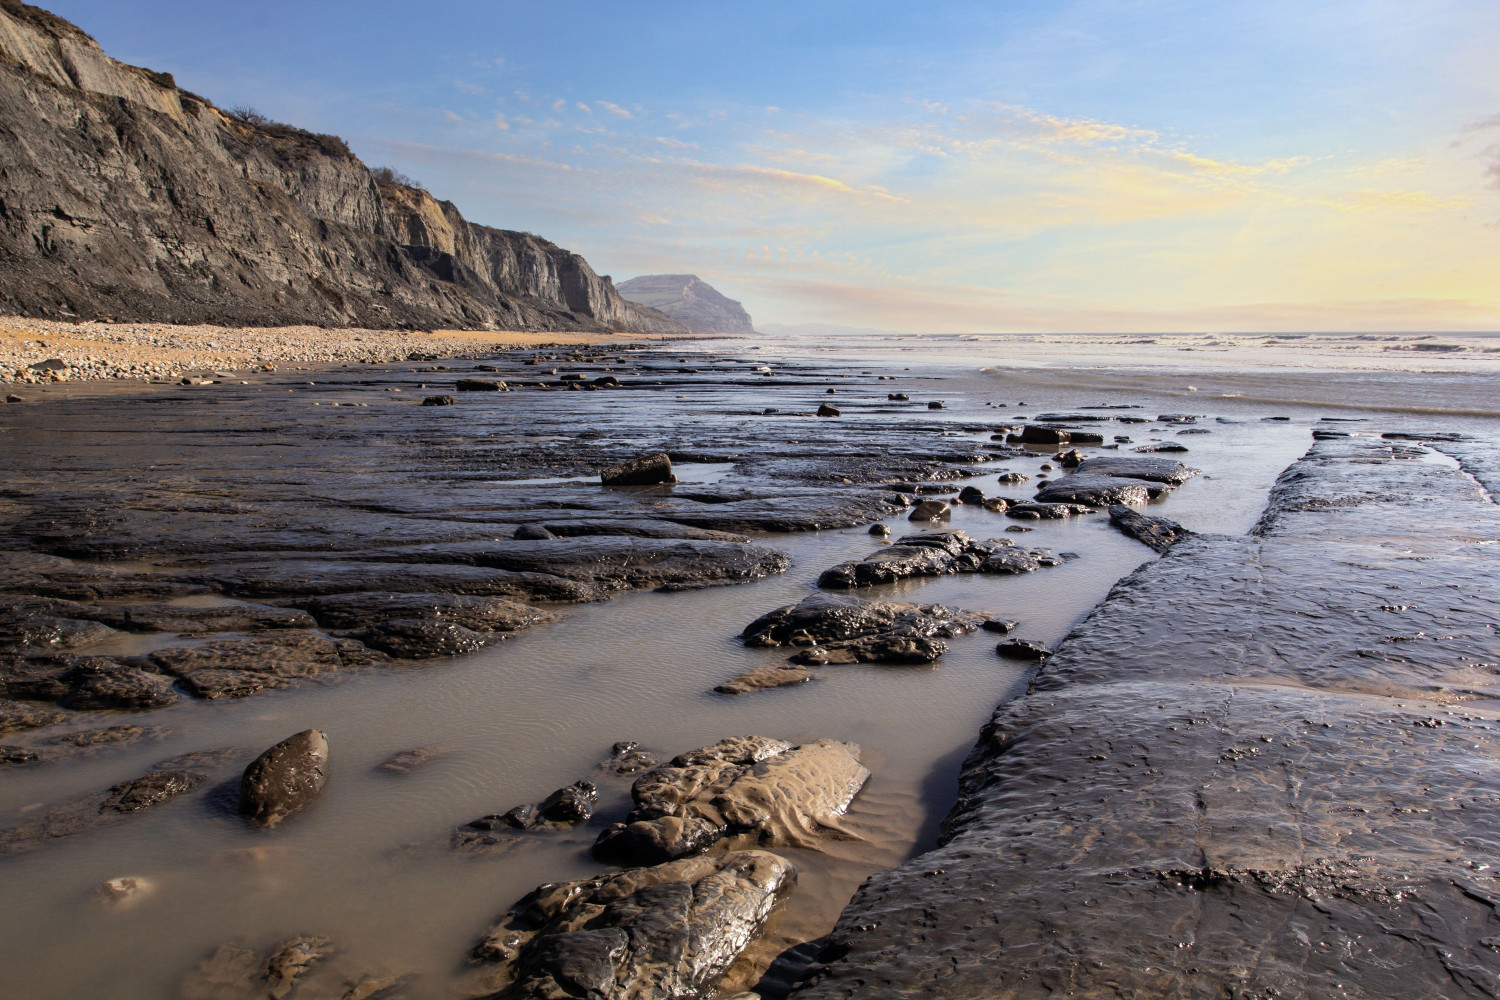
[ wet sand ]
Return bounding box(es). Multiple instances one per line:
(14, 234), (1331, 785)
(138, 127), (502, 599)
(1, 338), (1495, 998)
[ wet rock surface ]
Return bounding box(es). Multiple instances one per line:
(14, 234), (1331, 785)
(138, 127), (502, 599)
(140, 633), (387, 700)
(1031, 472), (1164, 506)
(454, 780), (600, 852)
(239, 729), (329, 829)
(739, 593), (986, 666)
(472, 850), (796, 1000)
(787, 436), (1500, 999)
(1108, 503), (1193, 553)
(818, 529), (1061, 588)
(1072, 454), (1199, 484)
(593, 736), (870, 865)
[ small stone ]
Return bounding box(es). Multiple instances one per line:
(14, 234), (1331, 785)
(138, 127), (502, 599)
(456, 379), (504, 391)
(928, 400), (945, 409)
(513, 524), (555, 540)
(95, 876), (152, 904)
(817, 403), (841, 417)
(869, 523), (892, 537)
(5, 394), (22, 403)
(982, 619), (1019, 634)
(421, 394), (454, 406)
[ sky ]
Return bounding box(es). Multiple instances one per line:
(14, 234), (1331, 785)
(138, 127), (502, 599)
(43, 0), (1500, 333)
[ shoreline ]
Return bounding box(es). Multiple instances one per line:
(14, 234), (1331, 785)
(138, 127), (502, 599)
(0, 315), (709, 385)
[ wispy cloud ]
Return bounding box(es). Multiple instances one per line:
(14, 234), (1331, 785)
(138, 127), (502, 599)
(596, 101), (634, 119)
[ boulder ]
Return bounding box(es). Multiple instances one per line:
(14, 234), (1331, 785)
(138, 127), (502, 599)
(816, 403), (841, 417)
(1005, 502), (1094, 519)
(1017, 424), (1071, 445)
(593, 736), (868, 864)
(907, 500), (951, 521)
(457, 379), (504, 391)
(421, 394), (454, 406)
(512, 524), (555, 540)
(957, 486), (986, 505)
(601, 452), (676, 486)
(239, 729), (330, 828)
(472, 851), (795, 1000)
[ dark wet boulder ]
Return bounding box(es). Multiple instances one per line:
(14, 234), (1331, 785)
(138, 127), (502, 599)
(996, 638), (1050, 660)
(907, 499), (951, 521)
(60, 659), (180, 711)
(996, 471), (1030, 484)
(593, 736), (868, 865)
(869, 523), (891, 537)
(1133, 441), (1190, 452)
(816, 403), (841, 417)
(957, 486), (986, 505)
(741, 593), (985, 666)
(1016, 424), (1071, 445)
(1055, 448), (1086, 468)
(592, 375), (620, 387)
(603, 742), (659, 774)
(421, 394), (455, 406)
(982, 618), (1018, 633)
(817, 529), (974, 587)
(352, 619), (499, 659)
(0, 698), (65, 735)
(239, 729), (330, 828)
(512, 524), (555, 540)
(140, 633), (386, 700)
(601, 452), (676, 486)
(1157, 412), (1199, 423)
(538, 780), (598, 824)
(715, 665), (816, 695)
(291, 592), (554, 632)
(982, 497), (1011, 512)
(1006, 502), (1094, 520)
(1033, 474), (1163, 507)
(888, 392), (910, 401)
(1108, 504), (1193, 554)
(472, 851), (795, 1000)
(928, 400), (945, 409)
(457, 379), (504, 391)
(1073, 455), (1199, 485)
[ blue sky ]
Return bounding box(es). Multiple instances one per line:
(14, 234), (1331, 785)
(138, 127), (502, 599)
(46, 0), (1500, 331)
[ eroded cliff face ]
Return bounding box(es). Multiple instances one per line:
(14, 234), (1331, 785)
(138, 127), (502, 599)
(616, 273), (757, 334)
(0, 0), (685, 333)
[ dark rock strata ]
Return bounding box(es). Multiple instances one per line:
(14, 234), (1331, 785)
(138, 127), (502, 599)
(817, 529), (1061, 588)
(738, 593), (986, 666)
(787, 436), (1500, 999)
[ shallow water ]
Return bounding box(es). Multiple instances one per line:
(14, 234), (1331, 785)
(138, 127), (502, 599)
(0, 338), (1469, 999)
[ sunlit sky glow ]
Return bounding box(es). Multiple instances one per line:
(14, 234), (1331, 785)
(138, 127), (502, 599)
(46, 0), (1500, 332)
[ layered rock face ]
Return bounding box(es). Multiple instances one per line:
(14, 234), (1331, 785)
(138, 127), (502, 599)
(616, 274), (756, 334)
(0, 1), (686, 333)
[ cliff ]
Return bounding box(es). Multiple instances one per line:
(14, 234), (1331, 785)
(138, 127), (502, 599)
(616, 274), (756, 334)
(0, 1), (686, 334)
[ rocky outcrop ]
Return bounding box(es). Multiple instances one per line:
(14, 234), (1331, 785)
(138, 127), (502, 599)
(740, 593), (986, 666)
(787, 436), (1500, 999)
(817, 529), (1062, 588)
(472, 851), (794, 1000)
(593, 736), (869, 865)
(616, 274), (756, 334)
(0, 1), (686, 333)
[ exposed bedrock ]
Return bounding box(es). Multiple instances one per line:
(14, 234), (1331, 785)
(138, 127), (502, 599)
(737, 592), (986, 667)
(472, 850), (795, 1000)
(817, 529), (1062, 589)
(593, 736), (870, 865)
(1031, 472), (1165, 506)
(787, 436), (1500, 999)
(1071, 454), (1199, 485)
(1108, 503), (1193, 553)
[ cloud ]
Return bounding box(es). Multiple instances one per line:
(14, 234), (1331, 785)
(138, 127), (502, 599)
(596, 101), (634, 119)
(575, 102), (592, 115)
(494, 113), (510, 131)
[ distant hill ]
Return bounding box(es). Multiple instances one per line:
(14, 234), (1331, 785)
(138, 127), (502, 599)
(0, 0), (685, 333)
(616, 275), (756, 334)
